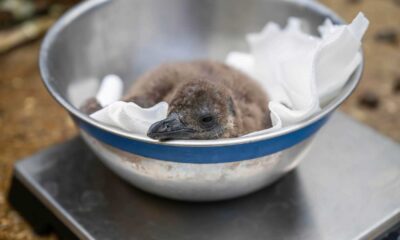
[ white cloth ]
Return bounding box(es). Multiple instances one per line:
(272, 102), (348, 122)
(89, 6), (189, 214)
(89, 75), (168, 135)
(226, 13), (369, 135)
(95, 74), (124, 107)
(90, 101), (168, 135)
(89, 13), (369, 138)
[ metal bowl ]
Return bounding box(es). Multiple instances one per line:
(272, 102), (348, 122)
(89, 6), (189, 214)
(40, 0), (362, 201)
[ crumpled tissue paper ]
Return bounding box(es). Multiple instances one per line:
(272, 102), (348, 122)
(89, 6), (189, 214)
(87, 74), (169, 135)
(89, 13), (369, 138)
(90, 101), (168, 135)
(226, 12), (369, 135)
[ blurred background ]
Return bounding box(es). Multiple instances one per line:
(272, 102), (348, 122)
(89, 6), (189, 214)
(0, 0), (398, 239)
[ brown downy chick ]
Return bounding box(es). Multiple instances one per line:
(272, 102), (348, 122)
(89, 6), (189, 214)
(126, 60), (271, 140)
(81, 60), (271, 140)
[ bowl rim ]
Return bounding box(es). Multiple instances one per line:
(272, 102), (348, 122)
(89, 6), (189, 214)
(39, 0), (363, 147)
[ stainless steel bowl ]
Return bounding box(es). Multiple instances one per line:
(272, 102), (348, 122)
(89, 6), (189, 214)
(40, 0), (363, 201)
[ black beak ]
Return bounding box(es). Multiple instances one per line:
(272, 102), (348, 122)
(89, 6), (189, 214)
(147, 113), (195, 140)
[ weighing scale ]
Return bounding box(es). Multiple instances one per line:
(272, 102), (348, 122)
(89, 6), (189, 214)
(8, 113), (400, 240)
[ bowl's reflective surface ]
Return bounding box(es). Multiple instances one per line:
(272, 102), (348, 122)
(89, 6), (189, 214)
(82, 131), (314, 201)
(40, 0), (361, 200)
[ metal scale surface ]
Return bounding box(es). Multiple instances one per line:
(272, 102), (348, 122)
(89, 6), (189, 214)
(8, 113), (400, 240)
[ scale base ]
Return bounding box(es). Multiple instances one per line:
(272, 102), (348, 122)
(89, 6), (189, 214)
(8, 113), (400, 240)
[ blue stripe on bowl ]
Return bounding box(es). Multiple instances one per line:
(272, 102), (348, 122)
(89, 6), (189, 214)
(77, 115), (330, 164)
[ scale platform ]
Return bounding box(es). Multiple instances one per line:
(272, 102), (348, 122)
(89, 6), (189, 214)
(8, 113), (400, 240)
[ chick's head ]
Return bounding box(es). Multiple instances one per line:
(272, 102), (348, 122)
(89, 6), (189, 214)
(147, 80), (242, 140)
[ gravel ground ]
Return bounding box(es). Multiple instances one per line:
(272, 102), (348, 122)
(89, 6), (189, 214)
(0, 0), (398, 239)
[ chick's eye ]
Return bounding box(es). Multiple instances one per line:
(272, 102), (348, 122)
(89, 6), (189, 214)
(199, 115), (216, 129)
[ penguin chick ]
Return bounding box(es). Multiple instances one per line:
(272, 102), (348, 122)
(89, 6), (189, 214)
(126, 60), (271, 140)
(80, 60), (271, 140)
